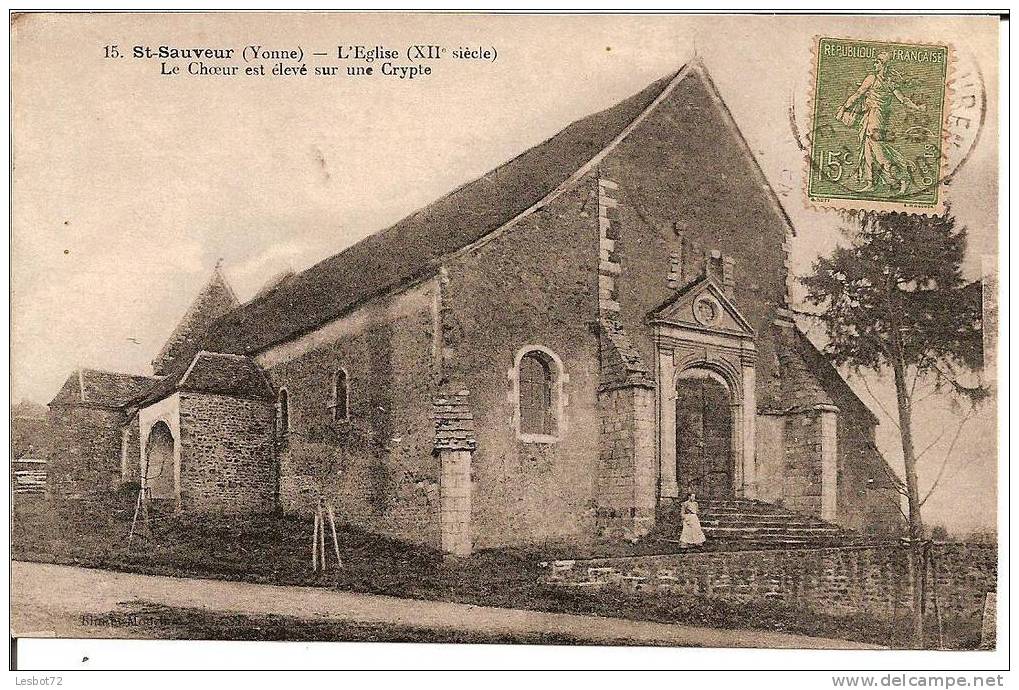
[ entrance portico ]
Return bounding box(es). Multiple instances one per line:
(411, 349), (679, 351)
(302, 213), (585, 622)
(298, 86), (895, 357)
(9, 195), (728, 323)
(649, 277), (757, 503)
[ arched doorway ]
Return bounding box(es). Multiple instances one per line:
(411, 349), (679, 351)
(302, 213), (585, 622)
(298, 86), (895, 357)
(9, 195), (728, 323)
(144, 421), (175, 499)
(675, 370), (734, 499)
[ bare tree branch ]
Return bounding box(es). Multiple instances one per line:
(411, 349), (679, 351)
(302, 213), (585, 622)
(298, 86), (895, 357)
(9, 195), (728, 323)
(919, 411), (974, 506)
(914, 425), (949, 462)
(855, 373), (902, 430)
(911, 385), (942, 407)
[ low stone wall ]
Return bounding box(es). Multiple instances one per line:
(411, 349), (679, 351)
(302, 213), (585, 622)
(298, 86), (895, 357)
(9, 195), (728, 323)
(540, 542), (995, 620)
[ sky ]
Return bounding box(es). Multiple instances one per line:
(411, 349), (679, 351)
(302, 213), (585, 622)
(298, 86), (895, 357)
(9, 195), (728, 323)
(10, 13), (1000, 534)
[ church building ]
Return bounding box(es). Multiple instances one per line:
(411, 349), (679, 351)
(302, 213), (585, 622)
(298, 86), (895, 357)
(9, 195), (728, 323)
(47, 61), (902, 555)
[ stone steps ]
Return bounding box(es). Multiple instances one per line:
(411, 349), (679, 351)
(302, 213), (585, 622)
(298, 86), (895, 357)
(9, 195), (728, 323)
(654, 497), (853, 548)
(703, 525), (842, 534)
(700, 514), (832, 523)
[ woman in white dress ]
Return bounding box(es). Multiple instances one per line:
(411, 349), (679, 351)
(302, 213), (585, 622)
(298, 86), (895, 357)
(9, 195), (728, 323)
(680, 492), (707, 548)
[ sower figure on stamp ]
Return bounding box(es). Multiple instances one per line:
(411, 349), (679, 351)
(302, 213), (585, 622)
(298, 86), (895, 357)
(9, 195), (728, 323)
(680, 492), (706, 549)
(834, 50), (926, 194)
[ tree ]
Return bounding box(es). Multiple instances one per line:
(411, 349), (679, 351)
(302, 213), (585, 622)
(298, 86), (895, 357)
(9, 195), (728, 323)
(801, 210), (987, 646)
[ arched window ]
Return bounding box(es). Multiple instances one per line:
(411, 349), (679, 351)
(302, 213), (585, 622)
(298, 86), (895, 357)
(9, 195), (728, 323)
(277, 389), (290, 439)
(331, 368), (349, 422)
(516, 348), (561, 440)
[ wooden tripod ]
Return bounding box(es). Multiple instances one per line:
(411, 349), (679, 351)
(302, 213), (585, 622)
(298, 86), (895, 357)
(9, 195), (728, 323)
(311, 498), (343, 572)
(127, 486), (152, 549)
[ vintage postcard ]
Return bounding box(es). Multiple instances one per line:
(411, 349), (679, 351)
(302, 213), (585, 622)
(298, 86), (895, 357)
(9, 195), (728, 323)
(8, 11), (1003, 674)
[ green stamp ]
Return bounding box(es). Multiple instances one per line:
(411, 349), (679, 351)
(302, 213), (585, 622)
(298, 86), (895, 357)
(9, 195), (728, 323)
(808, 37), (950, 212)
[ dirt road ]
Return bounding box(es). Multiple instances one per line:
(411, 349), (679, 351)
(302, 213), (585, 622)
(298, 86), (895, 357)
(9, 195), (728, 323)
(12, 561), (881, 649)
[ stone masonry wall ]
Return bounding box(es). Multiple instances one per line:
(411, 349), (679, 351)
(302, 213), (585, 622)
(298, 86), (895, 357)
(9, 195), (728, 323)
(541, 542), (997, 622)
(443, 175), (602, 549)
(838, 414), (904, 535)
(47, 404), (126, 500)
(780, 409), (824, 517)
(121, 417), (142, 484)
(595, 385), (656, 540)
(178, 392), (275, 512)
(755, 414), (785, 505)
(261, 280), (441, 549)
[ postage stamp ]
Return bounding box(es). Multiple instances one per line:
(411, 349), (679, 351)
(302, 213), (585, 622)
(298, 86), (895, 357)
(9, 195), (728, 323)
(807, 37), (951, 213)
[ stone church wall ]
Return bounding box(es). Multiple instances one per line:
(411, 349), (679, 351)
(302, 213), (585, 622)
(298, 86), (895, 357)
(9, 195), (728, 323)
(755, 414), (786, 504)
(46, 404), (126, 500)
(799, 336), (903, 535)
(443, 175), (602, 549)
(177, 392), (275, 512)
(835, 403), (904, 535)
(756, 406), (900, 534)
(599, 69), (792, 398)
(259, 280), (442, 549)
(780, 408), (825, 517)
(595, 385), (656, 540)
(120, 417), (142, 484)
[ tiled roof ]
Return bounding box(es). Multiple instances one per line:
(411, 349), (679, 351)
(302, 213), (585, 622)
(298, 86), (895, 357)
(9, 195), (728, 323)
(11, 400), (48, 419)
(599, 315), (654, 390)
(139, 351), (274, 405)
(433, 390), (477, 452)
(791, 327), (879, 424)
(152, 266), (238, 376)
(201, 70), (680, 356)
(49, 369), (159, 408)
(759, 325), (878, 424)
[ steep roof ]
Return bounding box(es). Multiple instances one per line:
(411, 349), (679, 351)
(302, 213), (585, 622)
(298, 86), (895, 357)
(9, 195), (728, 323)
(152, 264), (239, 376)
(791, 327), (880, 425)
(202, 70), (680, 356)
(758, 325), (878, 425)
(49, 369), (159, 409)
(139, 351), (274, 406)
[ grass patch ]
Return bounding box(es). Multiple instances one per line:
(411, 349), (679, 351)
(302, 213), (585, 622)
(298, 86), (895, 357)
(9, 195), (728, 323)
(12, 499), (980, 649)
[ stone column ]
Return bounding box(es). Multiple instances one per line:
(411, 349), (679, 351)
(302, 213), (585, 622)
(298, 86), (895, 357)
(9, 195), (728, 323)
(439, 449), (472, 556)
(731, 401), (744, 495)
(432, 390), (477, 557)
(741, 358), (757, 499)
(595, 383), (657, 541)
(120, 424), (132, 484)
(632, 386), (658, 536)
(659, 350), (678, 499)
(816, 403), (840, 522)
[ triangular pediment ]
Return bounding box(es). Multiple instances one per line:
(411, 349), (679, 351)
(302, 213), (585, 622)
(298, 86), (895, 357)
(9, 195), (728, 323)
(649, 276), (755, 337)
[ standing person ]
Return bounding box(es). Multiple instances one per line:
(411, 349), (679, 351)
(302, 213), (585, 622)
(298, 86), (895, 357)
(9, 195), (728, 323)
(680, 492), (706, 549)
